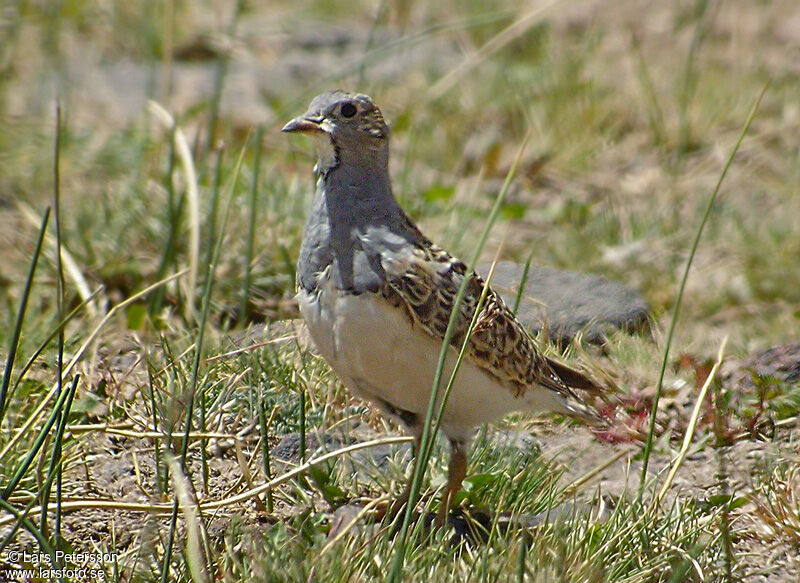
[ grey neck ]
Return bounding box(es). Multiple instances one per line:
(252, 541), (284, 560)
(297, 153), (421, 293)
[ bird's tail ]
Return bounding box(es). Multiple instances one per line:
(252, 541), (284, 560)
(546, 357), (605, 395)
(546, 356), (610, 427)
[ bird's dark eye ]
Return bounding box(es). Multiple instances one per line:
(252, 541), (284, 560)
(340, 102), (357, 118)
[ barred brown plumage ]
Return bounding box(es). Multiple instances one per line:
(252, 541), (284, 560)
(379, 238), (595, 407)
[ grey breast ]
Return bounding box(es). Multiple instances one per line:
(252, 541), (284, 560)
(297, 168), (421, 295)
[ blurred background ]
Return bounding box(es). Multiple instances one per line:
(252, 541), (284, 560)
(1, 1), (800, 579)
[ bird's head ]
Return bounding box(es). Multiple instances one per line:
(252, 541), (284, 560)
(282, 90), (389, 174)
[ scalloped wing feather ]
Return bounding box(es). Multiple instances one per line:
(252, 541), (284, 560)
(379, 240), (593, 411)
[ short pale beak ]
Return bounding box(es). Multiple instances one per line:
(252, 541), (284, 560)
(281, 115), (324, 134)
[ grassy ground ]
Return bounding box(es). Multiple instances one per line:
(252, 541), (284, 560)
(1, 0), (799, 581)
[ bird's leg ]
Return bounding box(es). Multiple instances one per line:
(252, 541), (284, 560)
(437, 439), (467, 527)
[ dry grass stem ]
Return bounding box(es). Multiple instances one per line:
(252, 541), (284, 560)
(656, 335), (728, 506)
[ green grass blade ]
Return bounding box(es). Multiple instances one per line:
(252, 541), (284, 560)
(0, 498), (62, 579)
(0, 497), (38, 554)
(388, 130), (531, 583)
(638, 83), (768, 500)
(1, 373), (75, 500)
(258, 400), (274, 513)
(41, 375), (80, 539)
(149, 124), (179, 316)
(0, 207), (50, 421)
(512, 250), (535, 316)
(8, 288), (102, 409)
(199, 147), (225, 495)
(48, 100), (66, 540)
(147, 356), (166, 494)
(161, 142), (247, 583)
(240, 126), (263, 325)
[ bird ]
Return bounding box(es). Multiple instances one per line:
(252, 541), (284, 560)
(282, 90), (604, 525)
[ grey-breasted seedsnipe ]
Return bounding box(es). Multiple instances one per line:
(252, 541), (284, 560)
(283, 90), (603, 524)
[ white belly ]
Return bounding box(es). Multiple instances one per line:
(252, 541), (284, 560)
(296, 278), (562, 441)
